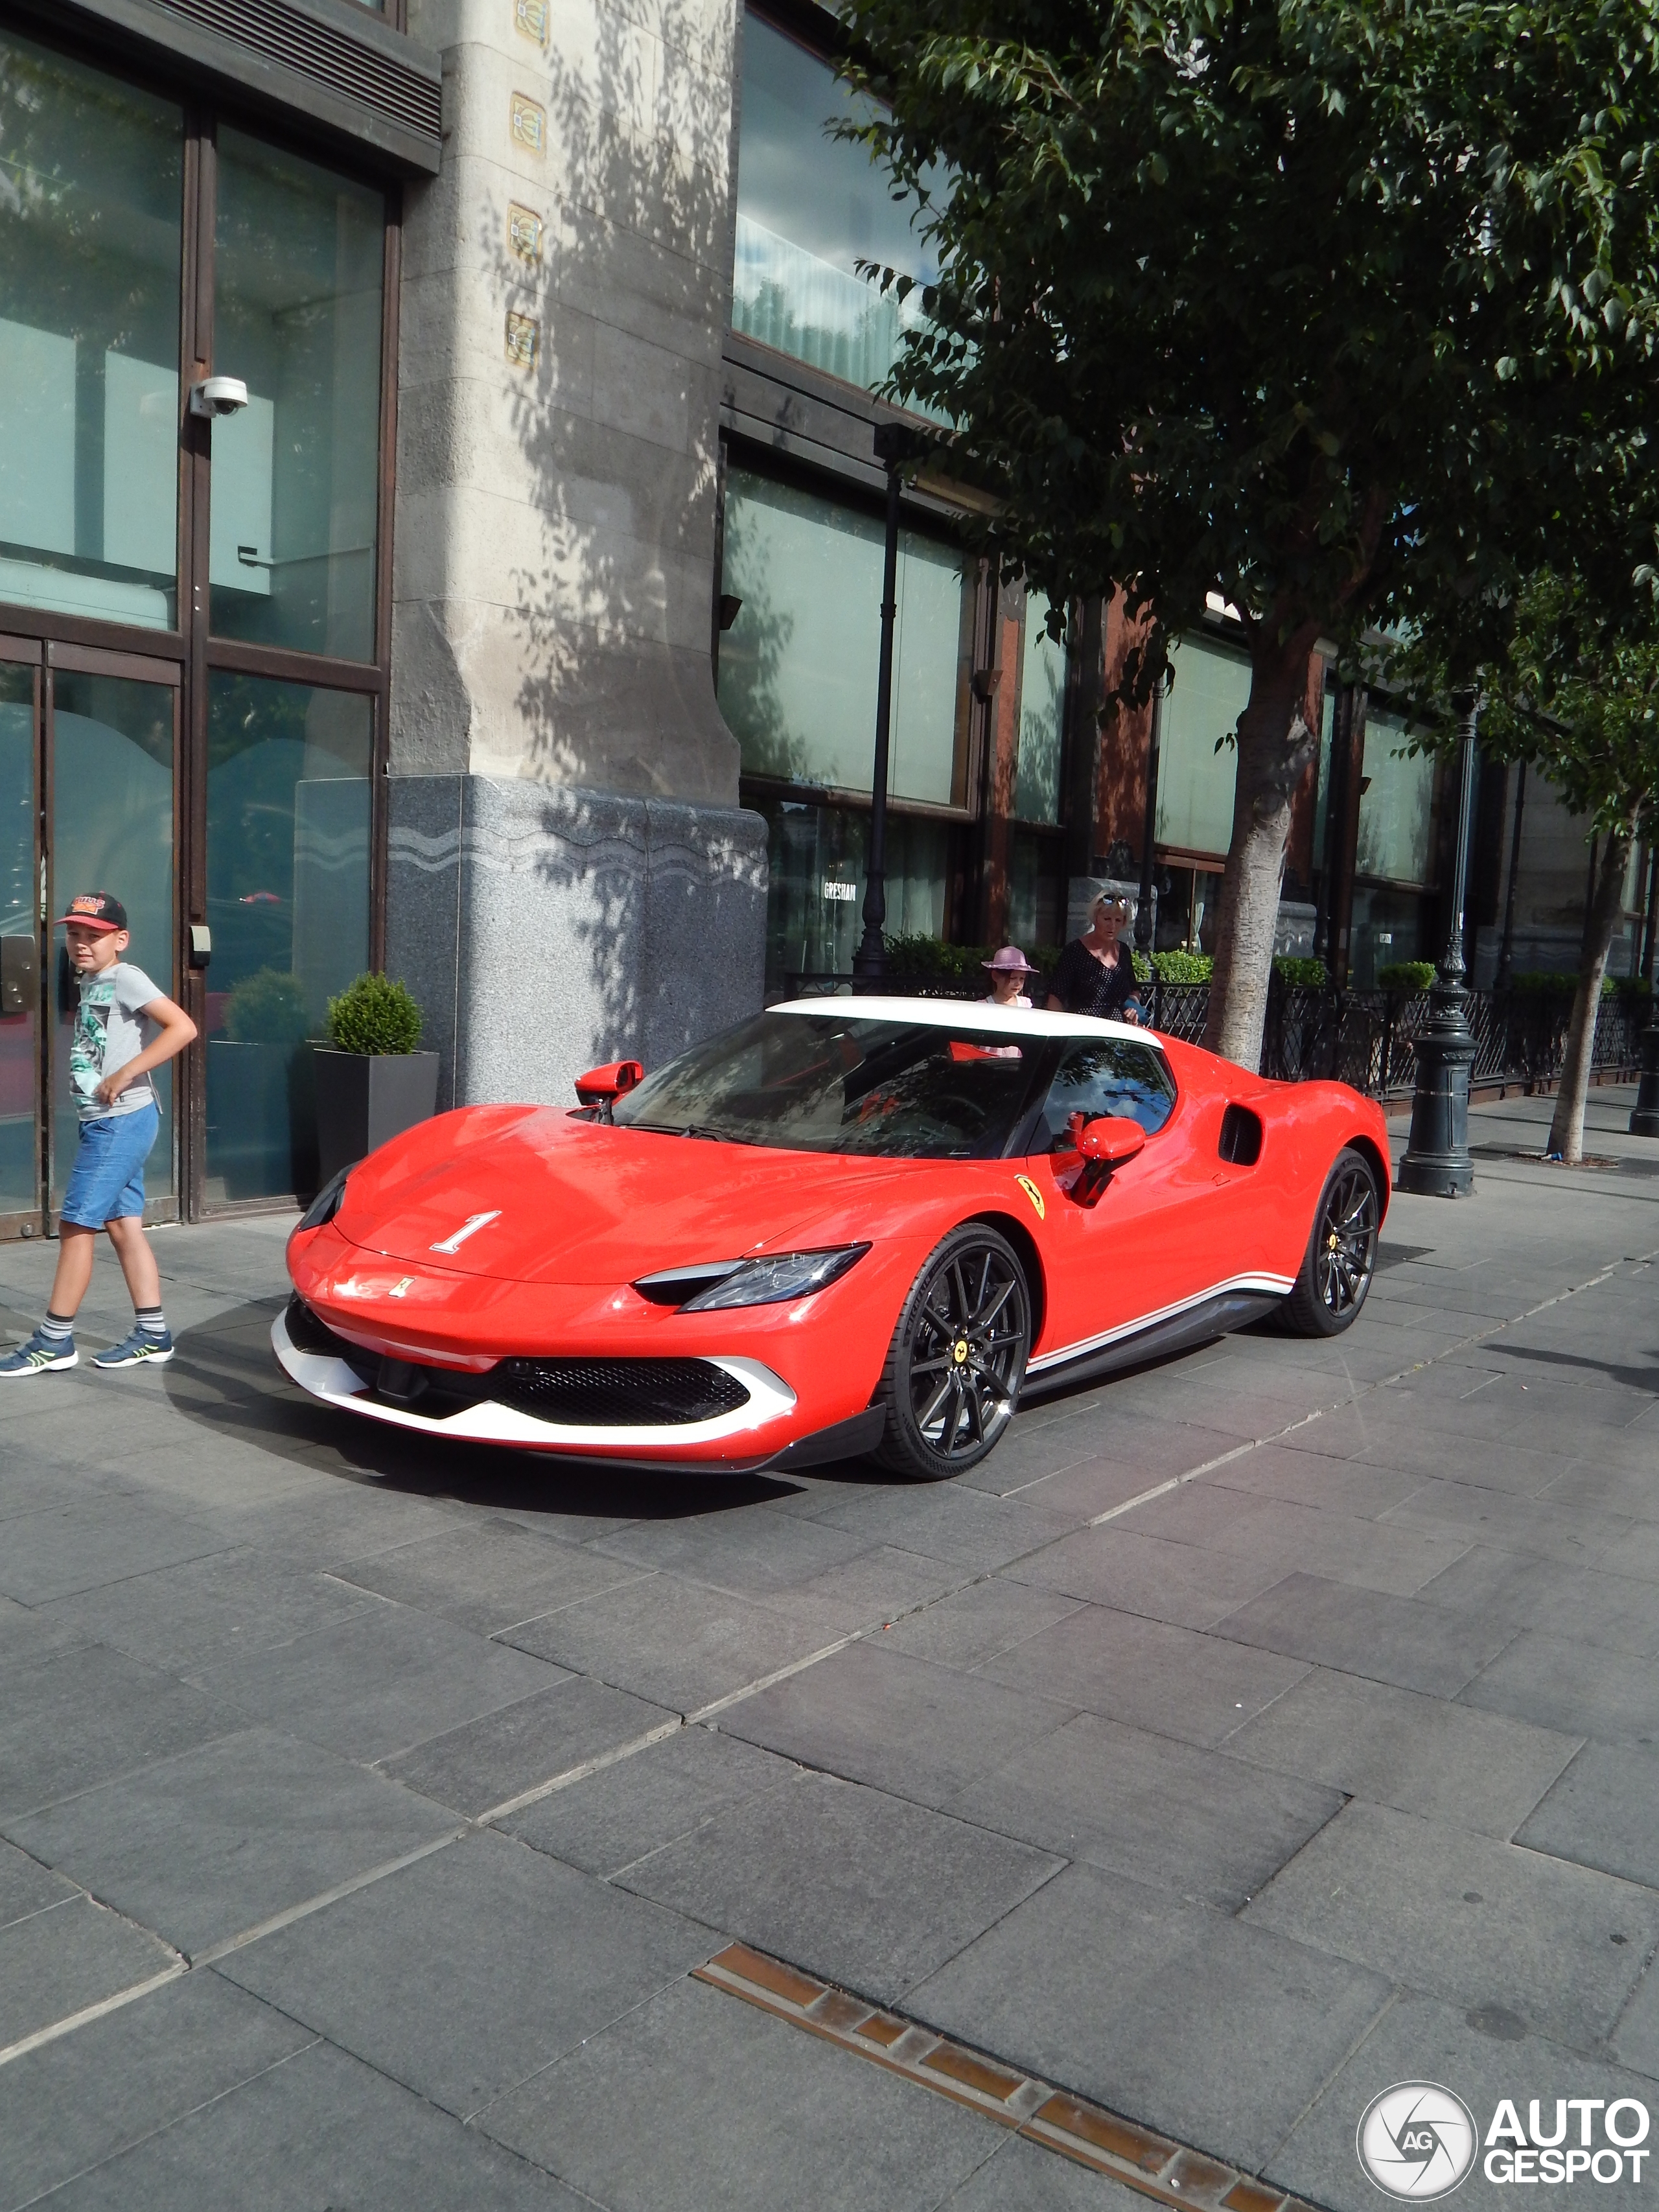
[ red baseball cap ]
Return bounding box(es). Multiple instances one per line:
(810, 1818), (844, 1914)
(55, 892), (128, 933)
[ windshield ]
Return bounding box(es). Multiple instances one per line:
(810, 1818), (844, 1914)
(613, 1012), (1041, 1158)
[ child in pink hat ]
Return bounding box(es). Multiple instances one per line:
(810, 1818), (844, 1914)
(982, 946), (1039, 1008)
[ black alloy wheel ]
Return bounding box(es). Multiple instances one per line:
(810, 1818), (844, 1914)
(872, 1224), (1032, 1478)
(1282, 1147), (1380, 1336)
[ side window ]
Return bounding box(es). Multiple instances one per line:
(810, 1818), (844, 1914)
(1038, 1041), (1176, 1150)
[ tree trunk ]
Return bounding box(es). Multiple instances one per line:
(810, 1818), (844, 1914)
(1547, 830), (1632, 1164)
(1201, 630), (1321, 1069)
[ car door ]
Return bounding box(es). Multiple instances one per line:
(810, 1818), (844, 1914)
(1020, 1034), (1219, 1365)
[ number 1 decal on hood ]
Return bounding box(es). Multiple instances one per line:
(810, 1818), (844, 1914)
(430, 1210), (502, 1254)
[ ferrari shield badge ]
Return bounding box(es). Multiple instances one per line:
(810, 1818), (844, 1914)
(1015, 1174), (1046, 1221)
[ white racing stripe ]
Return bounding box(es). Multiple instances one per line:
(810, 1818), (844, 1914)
(1025, 1272), (1295, 1375)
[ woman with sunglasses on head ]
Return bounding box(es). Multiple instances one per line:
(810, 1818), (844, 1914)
(1047, 892), (1145, 1025)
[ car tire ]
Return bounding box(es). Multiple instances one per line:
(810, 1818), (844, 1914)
(870, 1223), (1032, 1479)
(1279, 1145), (1381, 1336)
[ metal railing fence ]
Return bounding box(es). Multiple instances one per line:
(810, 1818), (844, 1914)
(781, 972), (1651, 1101)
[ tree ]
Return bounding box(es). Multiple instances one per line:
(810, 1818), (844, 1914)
(841, 0), (1659, 1066)
(1389, 570), (1659, 1165)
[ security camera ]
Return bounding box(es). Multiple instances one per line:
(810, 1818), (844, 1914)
(189, 375), (249, 419)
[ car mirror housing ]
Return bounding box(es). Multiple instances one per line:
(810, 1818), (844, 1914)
(574, 1059), (644, 1107)
(1063, 1112), (1146, 1207)
(1076, 1115), (1147, 1165)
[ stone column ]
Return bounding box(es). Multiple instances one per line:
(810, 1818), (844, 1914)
(389, 0), (766, 1109)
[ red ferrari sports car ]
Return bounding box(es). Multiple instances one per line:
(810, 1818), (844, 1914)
(275, 999), (1389, 1480)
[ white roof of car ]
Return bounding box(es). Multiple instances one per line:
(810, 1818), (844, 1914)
(769, 996), (1155, 1043)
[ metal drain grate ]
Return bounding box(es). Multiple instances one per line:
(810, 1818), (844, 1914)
(694, 1944), (1314, 2212)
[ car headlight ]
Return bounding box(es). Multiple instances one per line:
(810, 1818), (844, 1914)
(295, 1167), (351, 1233)
(672, 1246), (870, 1311)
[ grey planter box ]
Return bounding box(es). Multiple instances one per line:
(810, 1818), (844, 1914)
(314, 1050), (439, 1187)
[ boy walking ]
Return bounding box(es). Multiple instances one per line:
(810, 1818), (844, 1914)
(1, 893), (198, 1376)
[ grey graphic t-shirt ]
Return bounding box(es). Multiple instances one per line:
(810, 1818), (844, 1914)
(70, 963), (162, 1121)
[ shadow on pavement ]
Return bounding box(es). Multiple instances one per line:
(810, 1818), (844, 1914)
(1496, 1340), (1659, 1395)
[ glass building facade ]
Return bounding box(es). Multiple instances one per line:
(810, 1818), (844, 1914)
(0, 19), (392, 1233)
(732, 13), (935, 396)
(725, 10), (1068, 987)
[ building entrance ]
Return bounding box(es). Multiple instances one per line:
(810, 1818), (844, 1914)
(0, 640), (180, 1235)
(0, 21), (394, 1235)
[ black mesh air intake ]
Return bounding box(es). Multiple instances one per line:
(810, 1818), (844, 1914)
(487, 1358), (750, 1426)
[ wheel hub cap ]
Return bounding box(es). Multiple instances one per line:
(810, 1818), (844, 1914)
(953, 1339), (969, 1364)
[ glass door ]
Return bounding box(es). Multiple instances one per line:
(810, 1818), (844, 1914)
(46, 651), (180, 1221)
(0, 650), (41, 1238)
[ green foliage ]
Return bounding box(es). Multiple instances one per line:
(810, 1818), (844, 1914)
(1384, 569), (1659, 845)
(1273, 957), (1328, 989)
(1148, 949), (1212, 983)
(224, 968), (312, 1049)
(842, 0), (1659, 701)
(841, 0), (1659, 1059)
(1509, 970), (1618, 998)
(1377, 960), (1439, 992)
(326, 973), (424, 1056)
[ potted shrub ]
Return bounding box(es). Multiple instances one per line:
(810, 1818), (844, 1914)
(312, 973), (438, 1186)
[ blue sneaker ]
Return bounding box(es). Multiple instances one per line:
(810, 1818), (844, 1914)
(92, 1328), (174, 1371)
(0, 1331), (76, 1376)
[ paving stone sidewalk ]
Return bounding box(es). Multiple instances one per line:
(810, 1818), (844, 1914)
(1, 1085), (1656, 2212)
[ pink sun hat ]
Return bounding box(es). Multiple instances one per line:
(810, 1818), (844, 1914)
(982, 946), (1039, 975)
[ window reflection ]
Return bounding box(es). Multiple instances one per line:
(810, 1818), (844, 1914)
(1356, 708), (1435, 886)
(1015, 595), (1064, 824)
(754, 797), (948, 992)
(0, 32), (182, 630)
(1039, 1040), (1176, 1147)
(1155, 633), (1249, 857)
(210, 131), (384, 661)
(205, 673), (371, 1201)
(720, 467), (968, 805)
(733, 14), (934, 394)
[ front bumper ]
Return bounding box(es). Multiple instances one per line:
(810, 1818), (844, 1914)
(271, 1302), (800, 1464)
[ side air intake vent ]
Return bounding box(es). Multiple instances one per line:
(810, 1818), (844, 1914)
(1218, 1104), (1264, 1166)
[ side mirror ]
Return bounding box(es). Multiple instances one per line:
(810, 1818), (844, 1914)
(1071, 1113), (1148, 1165)
(574, 1059), (644, 1107)
(1065, 1113), (1146, 1206)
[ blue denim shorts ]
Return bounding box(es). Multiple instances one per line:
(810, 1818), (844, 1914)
(60, 1103), (159, 1228)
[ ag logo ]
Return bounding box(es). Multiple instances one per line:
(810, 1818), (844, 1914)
(1357, 2082), (1478, 2200)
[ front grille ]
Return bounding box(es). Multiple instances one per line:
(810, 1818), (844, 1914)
(285, 1298), (750, 1427)
(487, 1358), (750, 1426)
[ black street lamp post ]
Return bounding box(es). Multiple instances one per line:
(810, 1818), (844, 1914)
(854, 424), (924, 980)
(1135, 682), (1164, 956)
(1494, 758), (1526, 992)
(1398, 693), (1481, 1196)
(1632, 843), (1659, 1137)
